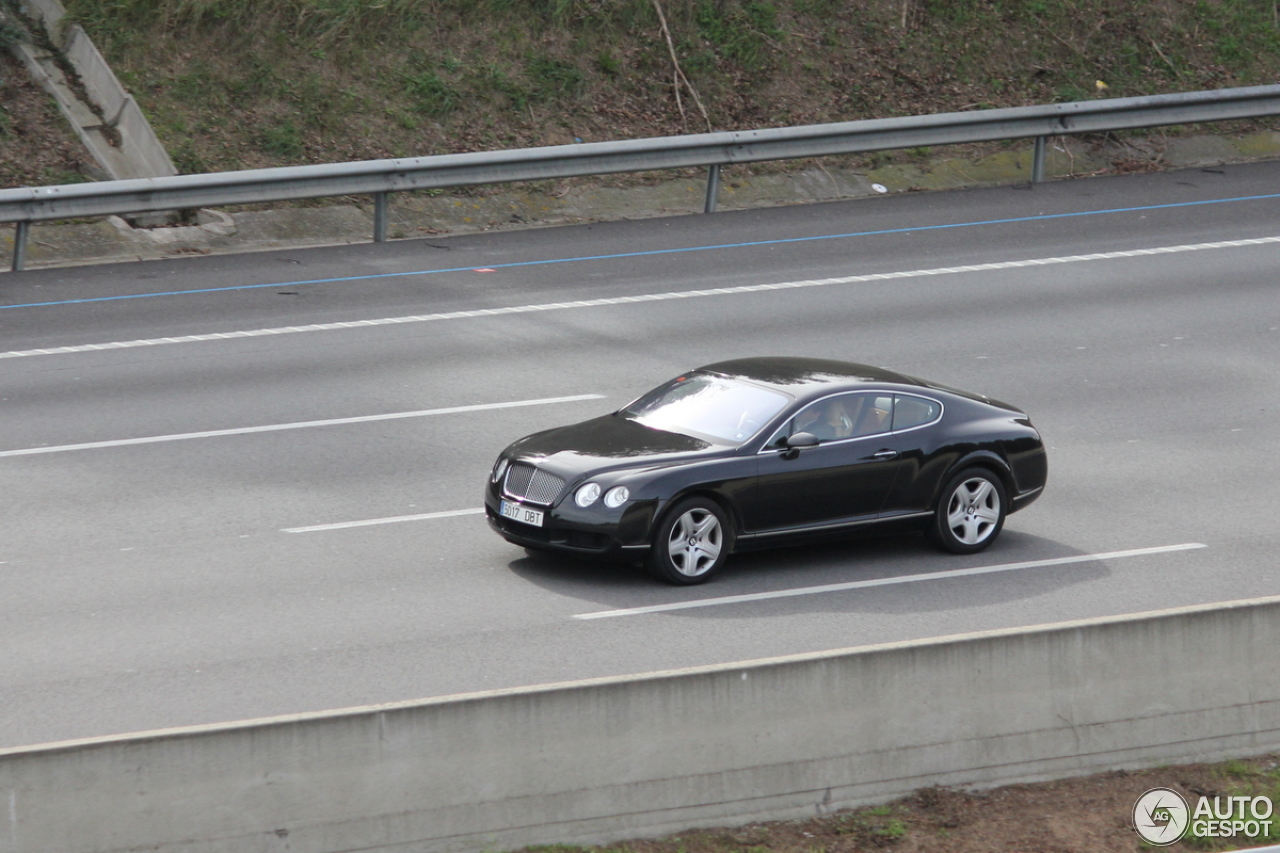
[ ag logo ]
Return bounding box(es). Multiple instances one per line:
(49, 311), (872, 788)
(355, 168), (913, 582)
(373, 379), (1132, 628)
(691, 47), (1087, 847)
(1134, 787), (1191, 845)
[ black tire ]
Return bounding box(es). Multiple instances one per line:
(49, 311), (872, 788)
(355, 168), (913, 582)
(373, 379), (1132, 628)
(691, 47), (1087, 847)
(928, 467), (1007, 554)
(647, 497), (733, 585)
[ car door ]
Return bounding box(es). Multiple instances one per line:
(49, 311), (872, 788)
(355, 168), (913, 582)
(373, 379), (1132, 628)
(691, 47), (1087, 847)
(875, 393), (947, 517)
(739, 392), (905, 534)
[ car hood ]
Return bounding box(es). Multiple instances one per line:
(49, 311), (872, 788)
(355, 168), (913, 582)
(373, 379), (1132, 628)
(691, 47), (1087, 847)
(505, 414), (726, 477)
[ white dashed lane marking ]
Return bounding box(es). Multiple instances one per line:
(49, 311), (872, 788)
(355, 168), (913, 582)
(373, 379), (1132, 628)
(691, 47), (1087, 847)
(4, 237), (1278, 359)
(0, 395), (604, 458)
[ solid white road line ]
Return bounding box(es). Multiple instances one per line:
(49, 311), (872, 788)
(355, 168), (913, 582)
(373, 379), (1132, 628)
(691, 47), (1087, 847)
(4, 237), (1279, 359)
(283, 507), (485, 533)
(571, 543), (1209, 619)
(0, 394), (604, 458)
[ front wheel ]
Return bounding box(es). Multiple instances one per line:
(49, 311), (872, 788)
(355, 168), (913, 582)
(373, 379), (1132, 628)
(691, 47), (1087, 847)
(647, 497), (732, 585)
(928, 468), (1007, 554)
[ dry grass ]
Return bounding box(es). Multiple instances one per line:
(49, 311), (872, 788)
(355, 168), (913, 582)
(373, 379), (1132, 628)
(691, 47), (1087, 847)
(41, 0), (1280, 179)
(4, 0), (1280, 188)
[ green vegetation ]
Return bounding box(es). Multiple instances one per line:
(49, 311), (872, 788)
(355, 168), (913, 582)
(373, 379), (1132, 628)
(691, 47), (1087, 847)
(0, 16), (26, 49)
(42, 0), (1280, 177)
(693, 0), (781, 71)
(404, 71), (461, 118)
(812, 801), (915, 845)
(257, 121), (305, 159)
(1182, 760), (1280, 849)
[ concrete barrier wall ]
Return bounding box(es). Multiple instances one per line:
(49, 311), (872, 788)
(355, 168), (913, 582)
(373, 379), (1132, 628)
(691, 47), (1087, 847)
(16, 0), (64, 32)
(60, 24), (125, 119)
(16, 0), (177, 180)
(3, 596), (1279, 853)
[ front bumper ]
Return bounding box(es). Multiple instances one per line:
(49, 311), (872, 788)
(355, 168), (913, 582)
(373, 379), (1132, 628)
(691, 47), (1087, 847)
(484, 491), (659, 560)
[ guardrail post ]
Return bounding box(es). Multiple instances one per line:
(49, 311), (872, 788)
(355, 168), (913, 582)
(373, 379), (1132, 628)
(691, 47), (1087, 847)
(12, 221), (30, 272)
(1032, 136), (1047, 184)
(704, 164), (720, 213)
(373, 193), (389, 243)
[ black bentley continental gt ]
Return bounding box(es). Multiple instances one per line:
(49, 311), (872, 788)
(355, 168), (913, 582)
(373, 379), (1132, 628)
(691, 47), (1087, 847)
(486, 357), (1047, 584)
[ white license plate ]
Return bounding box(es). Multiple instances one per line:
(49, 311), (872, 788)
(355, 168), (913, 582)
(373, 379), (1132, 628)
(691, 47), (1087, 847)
(500, 500), (544, 528)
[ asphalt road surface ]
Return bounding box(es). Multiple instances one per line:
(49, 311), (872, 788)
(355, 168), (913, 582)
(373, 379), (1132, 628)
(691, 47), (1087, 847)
(2, 162), (1277, 749)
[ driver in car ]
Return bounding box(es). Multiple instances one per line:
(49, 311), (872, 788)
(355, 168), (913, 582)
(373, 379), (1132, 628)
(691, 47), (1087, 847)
(795, 399), (854, 442)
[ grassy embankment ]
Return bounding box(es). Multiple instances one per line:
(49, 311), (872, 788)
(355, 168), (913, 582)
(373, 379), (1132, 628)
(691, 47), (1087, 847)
(49, 0), (1280, 183)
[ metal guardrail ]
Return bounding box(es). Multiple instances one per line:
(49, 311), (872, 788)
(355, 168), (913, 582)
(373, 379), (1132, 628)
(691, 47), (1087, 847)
(4, 84), (1280, 271)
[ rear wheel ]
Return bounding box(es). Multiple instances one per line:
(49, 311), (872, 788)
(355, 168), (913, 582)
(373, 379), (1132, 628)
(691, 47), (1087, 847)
(647, 497), (732, 585)
(929, 468), (1007, 554)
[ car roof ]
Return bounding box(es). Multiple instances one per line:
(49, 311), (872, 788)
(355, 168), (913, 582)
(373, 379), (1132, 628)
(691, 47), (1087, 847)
(697, 357), (926, 395)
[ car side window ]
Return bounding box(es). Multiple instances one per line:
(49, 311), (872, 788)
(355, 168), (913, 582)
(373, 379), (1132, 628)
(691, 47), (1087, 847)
(769, 393), (893, 447)
(850, 394), (893, 437)
(892, 395), (941, 430)
(771, 397), (844, 447)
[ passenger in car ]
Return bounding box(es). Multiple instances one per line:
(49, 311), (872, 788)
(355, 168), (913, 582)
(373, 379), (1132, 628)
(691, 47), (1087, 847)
(852, 397), (891, 436)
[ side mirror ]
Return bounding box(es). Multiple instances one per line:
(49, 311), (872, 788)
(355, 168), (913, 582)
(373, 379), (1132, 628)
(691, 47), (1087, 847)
(781, 431), (818, 459)
(787, 432), (819, 448)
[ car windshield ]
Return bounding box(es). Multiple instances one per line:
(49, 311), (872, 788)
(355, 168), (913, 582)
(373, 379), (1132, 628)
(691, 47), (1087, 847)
(618, 373), (790, 444)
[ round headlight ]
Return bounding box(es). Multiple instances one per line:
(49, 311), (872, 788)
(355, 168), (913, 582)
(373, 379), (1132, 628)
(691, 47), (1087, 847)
(491, 457), (509, 484)
(574, 482), (601, 507)
(603, 485), (630, 508)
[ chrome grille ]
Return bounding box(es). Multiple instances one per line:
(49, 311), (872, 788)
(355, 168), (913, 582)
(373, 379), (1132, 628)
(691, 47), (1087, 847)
(502, 463), (565, 505)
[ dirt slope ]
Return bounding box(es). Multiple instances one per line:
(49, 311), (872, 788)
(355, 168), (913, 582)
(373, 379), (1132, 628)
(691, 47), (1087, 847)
(0, 51), (93, 187)
(515, 755), (1279, 853)
(3, 0), (1279, 188)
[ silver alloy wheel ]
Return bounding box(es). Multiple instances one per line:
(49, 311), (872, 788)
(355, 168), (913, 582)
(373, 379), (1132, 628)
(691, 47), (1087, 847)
(945, 476), (1002, 545)
(665, 507), (724, 577)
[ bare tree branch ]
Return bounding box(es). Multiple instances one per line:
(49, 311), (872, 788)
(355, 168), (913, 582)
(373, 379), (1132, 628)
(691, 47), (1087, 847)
(651, 0), (712, 131)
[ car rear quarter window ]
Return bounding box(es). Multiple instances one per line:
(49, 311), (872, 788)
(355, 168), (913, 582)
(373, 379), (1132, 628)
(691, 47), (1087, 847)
(892, 395), (941, 431)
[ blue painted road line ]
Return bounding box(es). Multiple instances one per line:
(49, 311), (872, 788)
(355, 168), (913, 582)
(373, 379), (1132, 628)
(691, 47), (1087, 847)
(4, 191), (1280, 311)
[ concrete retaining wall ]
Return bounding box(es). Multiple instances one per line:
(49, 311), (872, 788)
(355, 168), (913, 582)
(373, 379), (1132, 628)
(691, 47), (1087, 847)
(14, 0), (176, 181)
(60, 24), (176, 180)
(3, 596), (1279, 853)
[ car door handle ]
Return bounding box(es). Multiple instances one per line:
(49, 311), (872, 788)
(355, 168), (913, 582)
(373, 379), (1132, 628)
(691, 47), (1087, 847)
(870, 449), (899, 460)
